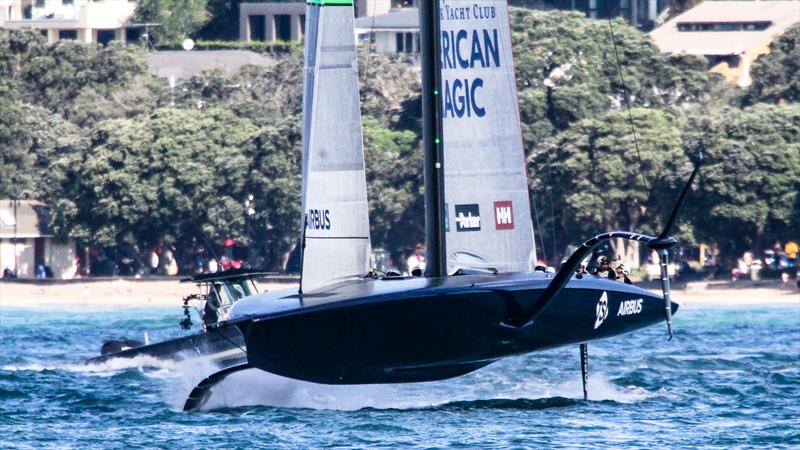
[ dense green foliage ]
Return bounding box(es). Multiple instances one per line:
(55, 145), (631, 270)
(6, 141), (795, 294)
(684, 103), (800, 261)
(134, 0), (210, 43)
(530, 108), (687, 258)
(511, 11), (728, 152)
(746, 23), (800, 105)
(0, 9), (797, 274)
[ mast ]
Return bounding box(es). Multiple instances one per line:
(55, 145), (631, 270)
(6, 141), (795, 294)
(420, 0), (447, 277)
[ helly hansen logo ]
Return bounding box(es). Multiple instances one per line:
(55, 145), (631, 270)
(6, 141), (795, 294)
(494, 201), (514, 230)
(454, 204), (481, 232)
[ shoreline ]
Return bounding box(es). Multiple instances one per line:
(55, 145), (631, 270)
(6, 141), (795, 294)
(1, 279), (797, 309)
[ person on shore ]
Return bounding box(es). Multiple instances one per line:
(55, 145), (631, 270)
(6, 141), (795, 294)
(407, 243), (426, 276)
(772, 242), (783, 269)
(785, 241), (798, 267)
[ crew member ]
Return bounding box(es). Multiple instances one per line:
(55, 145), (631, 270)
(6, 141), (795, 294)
(203, 284), (222, 325)
(615, 262), (632, 284)
(593, 256), (616, 280)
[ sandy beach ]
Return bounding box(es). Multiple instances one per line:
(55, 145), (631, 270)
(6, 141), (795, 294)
(1, 278), (797, 308)
(0, 279), (298, 308)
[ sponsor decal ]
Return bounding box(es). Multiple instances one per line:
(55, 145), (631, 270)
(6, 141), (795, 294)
(617, 298), (643, 317)
(454, 204), (481, 232)
(493, 201), (514, 230)
(594, 291), (608, 330)
(306, 208), (331, 230)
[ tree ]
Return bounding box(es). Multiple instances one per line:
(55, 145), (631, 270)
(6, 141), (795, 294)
(683, 103), (800, 267)
(0, 83), (33, 198)
(48, 108), (258, 265)
(362, 118), (424, 266)
(23, 104), (84, 198)
(16, 39), (148, 119)
(529, 107), (688, 264)
(510, 9), (726, 153)
(133, 0), (210, 43)
(746, 23), (800, 105)
(242, 118), (303, 271)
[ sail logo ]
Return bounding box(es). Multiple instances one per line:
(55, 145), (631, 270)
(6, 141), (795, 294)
(594, 292), (609, 330)
(306, 209), (331, 230)
(617, 298), (643, 317)
(454, 204), (481, 232)
(493, 201), (514, 230)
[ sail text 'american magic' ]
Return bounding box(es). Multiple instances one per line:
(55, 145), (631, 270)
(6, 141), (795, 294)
(440, 28), (499, 119)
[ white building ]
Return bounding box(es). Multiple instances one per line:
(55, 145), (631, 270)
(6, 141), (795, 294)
(650, 1), (800, 87)
(354, 7), (419, 57)
(239, 0), (409, 43)
(0, 200), (77, 279)
(0, 0), (137, 44)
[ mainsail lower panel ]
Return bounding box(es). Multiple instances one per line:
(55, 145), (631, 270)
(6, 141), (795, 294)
(440, 0), (536, 273)
(301, 1), (371, 292)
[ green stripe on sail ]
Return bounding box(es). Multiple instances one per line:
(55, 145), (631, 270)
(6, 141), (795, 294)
(306, 0), (352, 5)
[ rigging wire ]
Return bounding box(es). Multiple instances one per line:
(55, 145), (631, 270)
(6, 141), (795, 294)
(604, 10), (650, 193)
(529, 188), (548, 265)
(361, 1), (379, 86)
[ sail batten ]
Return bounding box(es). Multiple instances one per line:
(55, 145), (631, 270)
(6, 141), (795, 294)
(300, 2), (371, 293)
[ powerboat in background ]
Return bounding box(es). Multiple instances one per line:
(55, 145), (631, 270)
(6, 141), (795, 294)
(85, 269), (269, 370)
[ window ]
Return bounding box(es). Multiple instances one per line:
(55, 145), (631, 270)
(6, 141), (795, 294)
(23, 4), (32, 19)
(97, 29), (116, 46)
(713, 23), (739, 31)
(678, 21), (772, 32)
(396, 32), (403, 53)
(745, 22), (770, 31)
(63, 0), (73, 5)
(274, 14), (292, 41)
(125, 28), (141, 42)
(706, 54), (740, 68)
(35, 0), (44, 8)
(299, 14), (306, 37)
(59, 29), (77, 40)
(248, 15), (266, 41)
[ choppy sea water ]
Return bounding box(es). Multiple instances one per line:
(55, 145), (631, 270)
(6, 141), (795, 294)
(1, 302), (798, 448)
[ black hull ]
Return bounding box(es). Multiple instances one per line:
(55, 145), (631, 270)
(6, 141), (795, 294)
(230, 273), (677, 384)
(85, 325), (246, 369)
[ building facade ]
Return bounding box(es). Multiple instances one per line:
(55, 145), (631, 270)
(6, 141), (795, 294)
(0, 200), (77, 279)
(650, 1), (800, 87)
(239, 2), (306, 43)
(0, 0), (137, 44)
(354, 7), (419, 57)
(239, 0), (412, 43)
(528, 0), (669, 29)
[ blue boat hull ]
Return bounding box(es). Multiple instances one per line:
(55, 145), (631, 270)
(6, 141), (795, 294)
(230, 272), (676, 384)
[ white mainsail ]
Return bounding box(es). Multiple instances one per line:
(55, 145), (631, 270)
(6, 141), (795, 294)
(439, 0), (536, 273)
(300, 0), (371, 292)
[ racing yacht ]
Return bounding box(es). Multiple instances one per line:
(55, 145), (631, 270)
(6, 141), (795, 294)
(178, 0), (697, 411)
